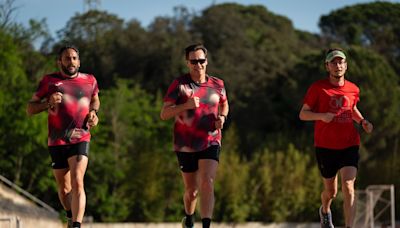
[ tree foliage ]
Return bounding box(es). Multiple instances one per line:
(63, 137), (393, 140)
(319, 2), (400, 74)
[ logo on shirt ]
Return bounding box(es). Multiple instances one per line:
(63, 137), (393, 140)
(329, 95), (352, 123)
(329, 95), (351, 111)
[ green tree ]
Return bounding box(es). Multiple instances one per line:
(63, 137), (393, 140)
(56, 10), (125, 87)
(248, 145), (321, 222)
(214, 125), (251, 222)
(86, 79), (176, 221)
(0, 28), (54, 202)
(191, 3), (319, 155)
(319, 2), (400, 74)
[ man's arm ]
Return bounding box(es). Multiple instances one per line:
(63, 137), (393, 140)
(352, 105), (364, 124)
(299, 104), (335, 123)
(353, 105), (373, 133)
(89, 94), (100, 113)
(215, 100), (229, 129)
(219, 100), (229, 118)
(26, 95), (49, 116)
(27, 91), (64, 117)
(86, 94), (100, 128)
(160, 97), (199, 120)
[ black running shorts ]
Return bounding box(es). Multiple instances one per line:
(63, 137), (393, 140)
(48, 141), (89, 169)
(315, 146), (359, 178)
(176, 145), (220, 173)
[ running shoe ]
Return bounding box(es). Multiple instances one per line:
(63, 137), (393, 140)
(66, 217), (73, 228)
(319, 205), (334, 228)
(181, 216), (194, 228)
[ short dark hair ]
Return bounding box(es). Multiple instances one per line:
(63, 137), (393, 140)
(185, 43), (207, 60)
(58, 45), (80, 60)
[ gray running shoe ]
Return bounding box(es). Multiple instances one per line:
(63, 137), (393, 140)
(66, 217), (73, 228)
(319, 206), (334, 228)
(181, 217), (194, 228)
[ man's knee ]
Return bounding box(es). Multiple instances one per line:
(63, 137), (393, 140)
(71, 175), (85, 192)
(200, 177), (214, 194)
(324, 188), (338, 199)
(342, 180), (355, 196)
(59, 186), (72, 197)
(185, 188), (198, 201)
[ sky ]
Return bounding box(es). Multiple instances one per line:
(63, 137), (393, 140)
(10, 0), (399, 38)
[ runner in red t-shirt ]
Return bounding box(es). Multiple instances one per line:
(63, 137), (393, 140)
(299, 48), (373, 228)
(27, 45), (100, 228)
(161, 44), (229, 228)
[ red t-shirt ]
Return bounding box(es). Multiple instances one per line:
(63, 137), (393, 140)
(303, 78), (360, 149)
(35, 72), (99, 146)
(163, 74), (227, 152)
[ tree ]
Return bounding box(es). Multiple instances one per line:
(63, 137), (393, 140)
(0, 0), (17, 29)
(86, 79), (176, 221)
(319, 2), (400, 74)
(191, 3), (320, 155)
(0, 28), (54, 202)
(56, 10), (125, 87)
(248, 145), (321, 222)
(214, 125), (251, 222)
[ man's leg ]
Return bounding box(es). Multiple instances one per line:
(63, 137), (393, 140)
(68, 155), (88, 224)
(198, 159), (218, 220)
(340, 166), (357, 227)
(321, 175), (338, 214)
(52, 168), (72, 211)
(181, 171), (199, 218)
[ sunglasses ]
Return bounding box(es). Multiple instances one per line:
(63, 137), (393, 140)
(189, 59), (206, 65)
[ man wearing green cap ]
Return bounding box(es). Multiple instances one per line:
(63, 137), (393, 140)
(299, 48), (373, 228)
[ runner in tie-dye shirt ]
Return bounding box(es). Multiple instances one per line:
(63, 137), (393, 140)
(27, 45), (100, 228)
(161, 44), (229, 228)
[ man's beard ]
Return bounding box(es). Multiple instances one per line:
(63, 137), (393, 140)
(61, 65), (79, 76)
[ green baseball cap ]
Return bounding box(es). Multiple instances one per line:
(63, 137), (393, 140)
(325, 50), (346, 63)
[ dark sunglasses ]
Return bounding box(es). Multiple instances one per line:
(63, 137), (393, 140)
(189, 59), (206, 65)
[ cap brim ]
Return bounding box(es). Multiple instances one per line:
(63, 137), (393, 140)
(325, 50), (346, 62)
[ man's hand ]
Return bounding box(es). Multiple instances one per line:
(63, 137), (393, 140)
(321, 113), (335, 123)
(48, 92), (63, 108)
(361, 119), (373, 134)
(215, 115), (226, 129)
(86, 110), (99, 128)
(185, 96), (200, 109)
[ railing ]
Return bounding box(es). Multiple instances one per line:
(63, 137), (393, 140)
(0, 174), (58, 215)
(0, 217), (21, 228)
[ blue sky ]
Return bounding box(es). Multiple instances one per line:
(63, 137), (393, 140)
(12, 0), (399, 37)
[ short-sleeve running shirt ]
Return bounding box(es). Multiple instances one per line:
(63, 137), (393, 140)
(303, 78), (360, 149)
(163, 74), (227, 152)
(34, 72), (99, 146)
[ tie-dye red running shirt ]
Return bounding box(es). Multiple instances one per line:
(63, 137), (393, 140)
(34, 72), (99, 146)
(163, 74), (228, 152)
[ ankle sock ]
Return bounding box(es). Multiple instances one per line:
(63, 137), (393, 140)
(66, 210), (72, 218)
(201, 218), (211, 228)
(185, 213), (194, 226)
